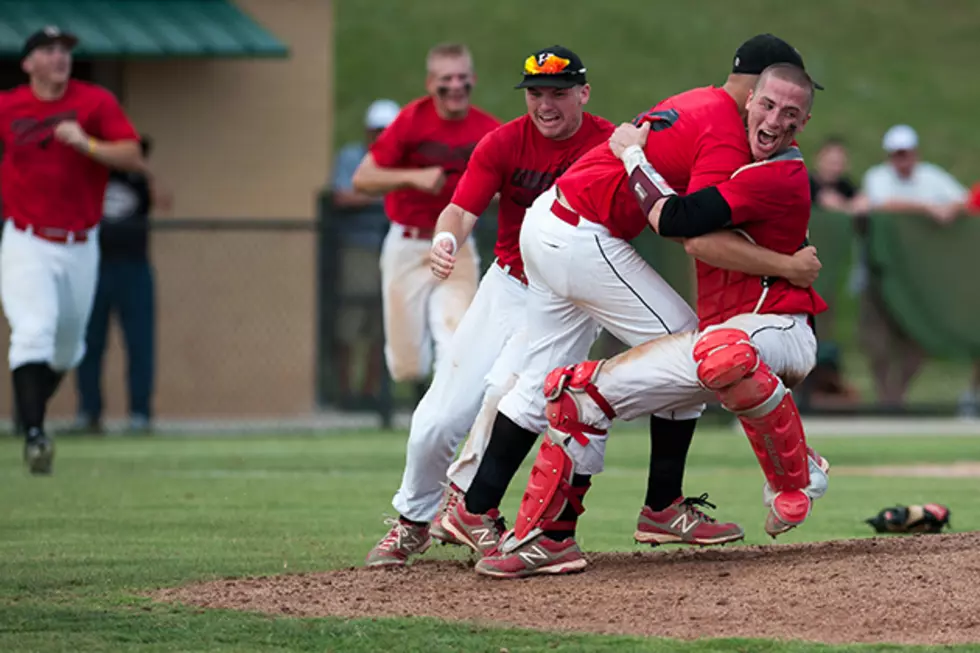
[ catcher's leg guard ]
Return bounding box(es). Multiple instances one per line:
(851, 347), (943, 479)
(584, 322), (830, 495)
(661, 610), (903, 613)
(693, 329), (810, 497)
(509, 362), (614, 543)
(512, 435), (590, 541)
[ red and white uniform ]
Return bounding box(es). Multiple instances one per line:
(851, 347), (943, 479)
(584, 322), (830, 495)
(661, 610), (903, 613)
(495, 87), (752, 434)
(392, 112), (613, 522)
(369, 96), (500, 382)
(0, 80), (139, 371)
(568, 150), (828, 430)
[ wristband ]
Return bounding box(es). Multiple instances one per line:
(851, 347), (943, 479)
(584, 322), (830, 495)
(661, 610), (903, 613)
(86, 138), (97, 155)
(433, 231), (458, 255)
(621, 145), (676, 214)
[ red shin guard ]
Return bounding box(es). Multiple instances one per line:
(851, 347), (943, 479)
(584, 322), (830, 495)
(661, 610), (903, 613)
(513, 437), (589, 541)
(694, 328), (810, 494)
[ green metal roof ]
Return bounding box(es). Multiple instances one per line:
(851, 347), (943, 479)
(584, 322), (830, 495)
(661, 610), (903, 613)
(0, 0), (289, 58)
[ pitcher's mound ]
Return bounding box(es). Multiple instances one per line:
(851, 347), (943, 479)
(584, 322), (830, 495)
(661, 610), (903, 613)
(155, 532), (980, 646)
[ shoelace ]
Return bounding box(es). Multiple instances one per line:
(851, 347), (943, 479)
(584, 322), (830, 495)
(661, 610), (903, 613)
(379, 517), (416, 551)
(680, 493), (719, 524)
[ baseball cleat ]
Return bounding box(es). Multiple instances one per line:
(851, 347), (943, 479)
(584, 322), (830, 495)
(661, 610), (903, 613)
(24, 433), (54, 476)
(474, 532), (586, 579)
(364, 518), (431, 567)
(634, 493), (744, 546)
(440, 500), (506, 555)
(765, 489), (812, 538)
(430, 483), (465, 546)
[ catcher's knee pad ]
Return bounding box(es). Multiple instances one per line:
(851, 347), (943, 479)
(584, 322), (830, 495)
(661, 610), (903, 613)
(513, 434), (592, 541)
(543, 361), (616, 436)
(693, 328), (760, 391)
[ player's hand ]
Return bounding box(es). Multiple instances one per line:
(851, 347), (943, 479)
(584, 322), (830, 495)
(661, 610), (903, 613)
(413, 167), (447, 195)
(785, 246), (821, 288)
(54, 120), (89, 150)
(608, 122), (650, 160)
(430, 238), (456, 279)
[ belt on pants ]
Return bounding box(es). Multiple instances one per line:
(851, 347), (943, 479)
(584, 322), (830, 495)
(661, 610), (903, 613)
(398, 225), (435, 240)
(10, 219), (90, 244)
(495, 259), (527, 285)
(550, 192), (581, 227)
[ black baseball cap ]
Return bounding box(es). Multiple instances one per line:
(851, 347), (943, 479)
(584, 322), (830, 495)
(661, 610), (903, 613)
(22, 26), (78, 60)
(515, 45), (587, 89)
(732, 34), (824, 90)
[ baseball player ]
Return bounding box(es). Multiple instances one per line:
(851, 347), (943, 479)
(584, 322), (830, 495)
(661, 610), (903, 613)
(476, 63), (829, 578)
(365, 46), (616, 567)
(0, 27), (144, 474)
(352, 43), (500, 389)
(440, 34), (823, 556)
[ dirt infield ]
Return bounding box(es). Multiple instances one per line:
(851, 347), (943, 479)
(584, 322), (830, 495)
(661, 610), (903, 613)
(155, 532), (980, 646)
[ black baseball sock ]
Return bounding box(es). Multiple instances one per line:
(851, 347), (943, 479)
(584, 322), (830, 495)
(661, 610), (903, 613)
(544, 473), (592, 541)
(13, 362), (53, 439)
(43, 368), (65, 402)
(464, 413), (538, 515)
(645, 415), (698, 510)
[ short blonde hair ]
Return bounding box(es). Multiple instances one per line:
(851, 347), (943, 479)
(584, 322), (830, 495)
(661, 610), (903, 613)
(426, 42), (472, 70)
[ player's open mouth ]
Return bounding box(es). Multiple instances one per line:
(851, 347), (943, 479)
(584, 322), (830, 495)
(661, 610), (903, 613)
(757, 129), (778, 149)
(537, 114), (562, 126)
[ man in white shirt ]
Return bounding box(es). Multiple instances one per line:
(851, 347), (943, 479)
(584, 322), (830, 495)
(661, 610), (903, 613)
(859, 124), (968, 406)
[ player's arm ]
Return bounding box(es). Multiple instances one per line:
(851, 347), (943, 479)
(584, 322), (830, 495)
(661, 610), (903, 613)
(57, 92), (145, 172)
(352, 152), (445, 196)
(351, 110), (445, 196)
(683, 232), (820, 288)
(429, 203), (480, 279)
(430, 129), (504, 279)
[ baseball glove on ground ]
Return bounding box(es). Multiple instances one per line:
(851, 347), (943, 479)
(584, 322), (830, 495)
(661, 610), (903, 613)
(865, 503), (950, 534)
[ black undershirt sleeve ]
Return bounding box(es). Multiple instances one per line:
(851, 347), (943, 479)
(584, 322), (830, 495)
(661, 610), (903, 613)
(657, 187), (733, 238)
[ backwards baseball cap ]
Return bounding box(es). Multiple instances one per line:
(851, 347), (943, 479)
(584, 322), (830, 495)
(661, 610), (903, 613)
(22, 25), (78, 60)
(364, 99), (400, 130)
(732, 33), (824, 90)
(515, 45), (587, 89)
(882, 124), (919, 153)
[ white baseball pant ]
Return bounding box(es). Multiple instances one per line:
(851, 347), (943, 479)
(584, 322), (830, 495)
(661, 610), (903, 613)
(392, 260), (528, 522)
(0, 220), (100, 371)
(379, 224), (479, 382)
(496, 186), (701, 435)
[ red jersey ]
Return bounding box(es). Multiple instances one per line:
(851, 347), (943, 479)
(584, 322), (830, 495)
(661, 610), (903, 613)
(697, 150), (829, 329)
(0, 80), (139, 231)
(450, 113), (614, 276)
(557, 86), (750, 241)
(369, 96), (500, 230)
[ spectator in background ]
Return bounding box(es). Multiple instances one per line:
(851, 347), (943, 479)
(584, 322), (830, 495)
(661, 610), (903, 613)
(860, 124), (968, 406)
(75, 136), (169, 433)
(331, 99), (399, 403)
(803, 136), (863, 407)
(810, 136), (864, 213)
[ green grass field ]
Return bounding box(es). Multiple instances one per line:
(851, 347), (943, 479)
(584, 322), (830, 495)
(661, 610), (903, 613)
(3, 427), (980, 652)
